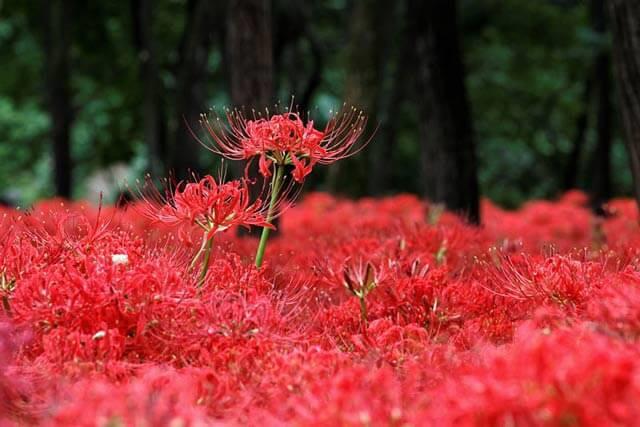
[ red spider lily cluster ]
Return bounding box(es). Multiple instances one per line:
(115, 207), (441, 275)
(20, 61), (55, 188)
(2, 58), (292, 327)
(137, 175), (270, 239)
(145, 105), (369, 274)
(200, 106), (368, 182)
(1, 190), (640, 425)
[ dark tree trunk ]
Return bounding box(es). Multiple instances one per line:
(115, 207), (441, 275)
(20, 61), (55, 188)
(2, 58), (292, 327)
(328, 0), (400, 195)
(608, 0), (640, 210)
(343, 0), (385, 111)
(368, 4), (411, 195)
(272, 2), (321, 114)
(410, 0), (480, 224)
(331, 0), (385, 194)
(591, 0), (613, 211)
(226, 0), (273, 183)
(170, 0), (216, 180)
(227, 0), (273, 110)
(131, 0), (166, 177)
(43, 0), (73, 198)
(227, 0), (274, 234)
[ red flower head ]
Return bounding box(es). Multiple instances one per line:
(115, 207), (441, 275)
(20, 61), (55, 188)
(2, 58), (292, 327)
(137, 175), (271, 239)
(199, 105), (369, 182)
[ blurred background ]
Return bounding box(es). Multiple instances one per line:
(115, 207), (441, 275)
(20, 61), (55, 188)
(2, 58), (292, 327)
(0, 0), (637, 219)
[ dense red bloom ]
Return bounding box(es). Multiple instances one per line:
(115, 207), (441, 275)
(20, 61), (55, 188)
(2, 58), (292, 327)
(2, 191), (640, 425)
(200, 107), (368, 182)
(137, 175), (271, 238)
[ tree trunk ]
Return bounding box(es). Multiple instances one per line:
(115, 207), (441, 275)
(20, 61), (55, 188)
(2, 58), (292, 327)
(591, 0), (612, 211)
(272, 2), (320, 114)
(170, 0), (216, 180)
(226, 0), (273, 183)
(131, 0), (166, 178)
(368, 3), (412, 196)
(328, 0), (400, 195)
(343, 0), (385, 112)
(43, 0), (73, 198)
(608, 0), (640, 210)
(226, 0), (274, 234)
(331, 0), (384, 195)
(227, 0), (273, 110)
(410, 0), (480, 224)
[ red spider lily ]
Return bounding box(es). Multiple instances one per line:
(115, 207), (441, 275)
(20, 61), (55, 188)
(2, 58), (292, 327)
(199, 106), (369, 183)
(136, 174), (281, 285)
(5, 191), (640, 425)
(137, 175), (272, 240)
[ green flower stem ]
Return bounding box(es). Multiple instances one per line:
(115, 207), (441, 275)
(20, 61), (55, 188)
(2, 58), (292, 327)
(197, 236), (214, 288)
(255, 164), (285, 268)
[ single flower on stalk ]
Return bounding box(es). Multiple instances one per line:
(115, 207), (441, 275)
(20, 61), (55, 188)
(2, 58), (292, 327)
(196, 103), (371, 268)
(198, 105), (369, 183)
(137, 174), (274, 287)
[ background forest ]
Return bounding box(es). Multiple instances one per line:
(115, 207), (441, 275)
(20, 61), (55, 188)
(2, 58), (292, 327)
(0, 0), (634, 212)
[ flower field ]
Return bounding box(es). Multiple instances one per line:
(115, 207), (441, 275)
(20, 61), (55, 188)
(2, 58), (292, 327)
(1, 190), (640, 426)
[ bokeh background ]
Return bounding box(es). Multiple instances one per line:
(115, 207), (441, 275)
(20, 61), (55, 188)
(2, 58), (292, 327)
(0, 0), (633, 213)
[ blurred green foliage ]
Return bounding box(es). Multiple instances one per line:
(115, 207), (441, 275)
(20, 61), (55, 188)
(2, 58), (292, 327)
(464, 0), (631, 207)
(0, 0), (632, 207)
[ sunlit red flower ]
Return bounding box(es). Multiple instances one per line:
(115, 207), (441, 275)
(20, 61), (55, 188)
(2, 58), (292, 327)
(138, 175), (271, 239)
(199, 107), (369, 182)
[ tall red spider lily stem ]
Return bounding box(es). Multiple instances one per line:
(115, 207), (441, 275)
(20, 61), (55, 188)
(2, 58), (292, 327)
(255, 164), (285, 268)
(198, 235), (214, 288)
(188, 230), (214, 288)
